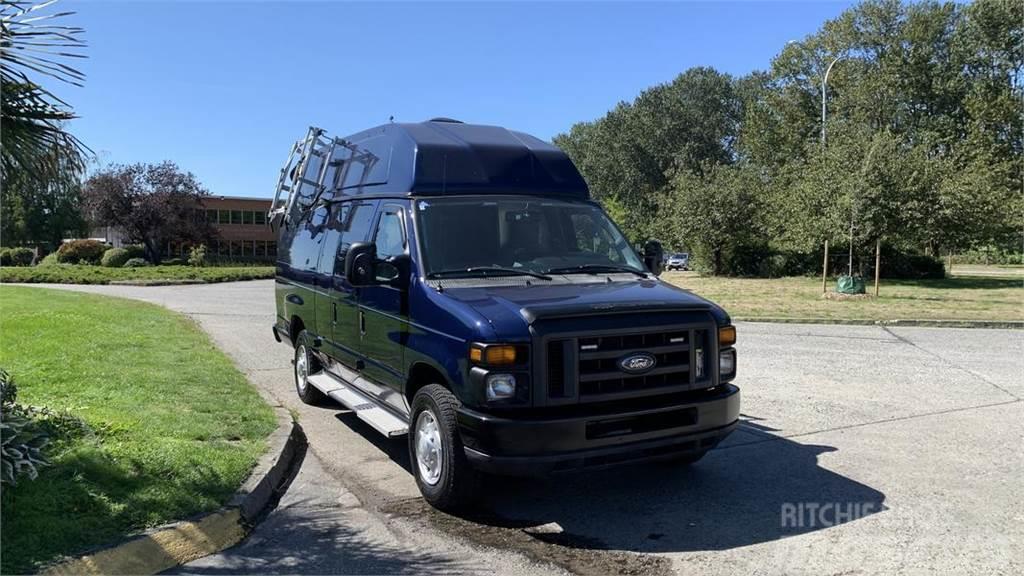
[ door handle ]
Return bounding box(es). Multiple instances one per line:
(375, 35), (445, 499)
(359, 310), (366, 336)
(332, 302), (337, 324)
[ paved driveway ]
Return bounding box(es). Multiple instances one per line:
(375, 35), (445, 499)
(33, 280), (1024, 575)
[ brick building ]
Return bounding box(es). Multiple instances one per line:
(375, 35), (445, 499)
(91, 195), (277, 261)
(186, 195), (276, 260)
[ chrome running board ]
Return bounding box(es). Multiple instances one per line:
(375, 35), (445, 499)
(307, 372), (409, 437)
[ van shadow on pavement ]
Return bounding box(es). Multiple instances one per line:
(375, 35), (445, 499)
(334, 409), (887, 555)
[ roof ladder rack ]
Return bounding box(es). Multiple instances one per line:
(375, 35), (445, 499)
(268, 126), (383, 231)
(269, 126), (346, 230)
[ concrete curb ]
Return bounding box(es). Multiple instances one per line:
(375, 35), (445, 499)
(41, 406), (305, 576)
(735, 317), (1024, 329)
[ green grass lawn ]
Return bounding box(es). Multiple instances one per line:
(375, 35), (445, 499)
(0, 287), (276, 574)
(0, 263), (274, 285)
(663, 271), (1023, 322)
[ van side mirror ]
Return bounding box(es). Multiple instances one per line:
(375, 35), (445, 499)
(345, 242), (377, 286)
(376, 254), (410, 288)
(643, 239), (664, 277)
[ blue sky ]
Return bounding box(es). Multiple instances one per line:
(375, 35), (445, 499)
(67, 1), (854, 198)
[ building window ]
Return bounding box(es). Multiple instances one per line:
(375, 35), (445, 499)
(243, 211), (254, 225)
(231, 210), (242, 225)
(218, 241), (228, 256)
(207, 209), (218, 223)
(255, 240), (266, 257)
(242, 240), (254, 257)
(219, 210), (230, 224)
(254, 211), (267, 226)
(267, 241), (277, 257)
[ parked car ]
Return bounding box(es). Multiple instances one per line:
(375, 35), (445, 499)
(271, 119), (739, 511)
(666, 253), (690, 271)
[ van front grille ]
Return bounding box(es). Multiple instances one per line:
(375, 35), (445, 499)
(543, 326), (712, 403)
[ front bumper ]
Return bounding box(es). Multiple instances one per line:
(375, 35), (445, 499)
(457, 384), (740, 476)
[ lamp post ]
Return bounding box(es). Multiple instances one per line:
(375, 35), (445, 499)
(821, 56), (845, 145)
(820, 55), (855, 276)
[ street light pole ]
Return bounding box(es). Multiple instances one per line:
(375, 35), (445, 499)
(820, 55), (853, 276)
(821, 56), (844, 145)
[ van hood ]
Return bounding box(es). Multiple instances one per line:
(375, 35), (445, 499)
(437, 278), (730, 340)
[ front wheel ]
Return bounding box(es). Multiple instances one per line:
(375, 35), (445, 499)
(409, 384), (480, 512)
(293, 331), (327, 405)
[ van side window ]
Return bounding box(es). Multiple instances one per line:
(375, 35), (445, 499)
(316, 204), (348, 275)
(336, 201), (378, 272)
(288, 205), (329, 271)
(375, 208), (405, 259)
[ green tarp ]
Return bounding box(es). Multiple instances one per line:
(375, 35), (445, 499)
(837, 275), (866, 294)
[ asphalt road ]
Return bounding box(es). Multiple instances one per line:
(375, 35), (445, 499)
(35, 280), (1024, 575)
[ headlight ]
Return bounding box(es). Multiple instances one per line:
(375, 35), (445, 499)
(720, 348), (736, 379)
(485, 373), (516, 400)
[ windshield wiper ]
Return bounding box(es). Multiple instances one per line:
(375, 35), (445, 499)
(428, 266), (552, 281)
(543, 264), (648, 277)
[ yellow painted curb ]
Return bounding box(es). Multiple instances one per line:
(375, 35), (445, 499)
(41, 508), (246, 576)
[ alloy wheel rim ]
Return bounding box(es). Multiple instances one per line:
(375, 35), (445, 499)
(415, 410), (443, 486)
(296, 345), (308, 393)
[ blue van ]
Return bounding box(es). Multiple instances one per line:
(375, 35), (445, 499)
(271, 119), (740, 511)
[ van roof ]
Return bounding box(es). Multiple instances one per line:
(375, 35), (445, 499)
(324, 120), (590, 200)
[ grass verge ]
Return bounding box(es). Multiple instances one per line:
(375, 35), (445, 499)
(663, 271), (1023, 322)
(0, 264), (274, 285)
(0, 287), (276, 574)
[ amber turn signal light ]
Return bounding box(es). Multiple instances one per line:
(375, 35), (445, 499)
(719, 325), (736, 347)
(470, 344), (518, 365)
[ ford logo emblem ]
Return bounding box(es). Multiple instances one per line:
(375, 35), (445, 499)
(618, 352), (657, 374)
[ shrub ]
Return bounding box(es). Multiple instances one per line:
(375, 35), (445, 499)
(57, 239), (109, 264)
(38, 252), (60, 267)
(0, 248), (11, 267)
(9, 248), (34, 266)
(100, 247), (130, 268)
(0, 370), (51, 486)
(188, 244), (208, 267)
(1, 411), (50, 485)
(0, 369), (16, 405)
(952, 248), (1023, 266)
(123, 257), (149, 268)
(124, 244), (146, 260)
(880, 253), (945, 279)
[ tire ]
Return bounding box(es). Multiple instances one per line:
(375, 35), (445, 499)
(409, 384), (480, 512)
(293, 330), (327, 405)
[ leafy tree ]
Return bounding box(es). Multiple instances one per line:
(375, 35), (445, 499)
(555, 67), (741, 242)
(0, 152), (85, 248)
(1, 0), (89, 250)
(660, 162), (763, 275)
(0, 0), (88, 182)
(82, 162), (218, 263)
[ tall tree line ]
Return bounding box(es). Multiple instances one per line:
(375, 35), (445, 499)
(555, 0), (1022, 275)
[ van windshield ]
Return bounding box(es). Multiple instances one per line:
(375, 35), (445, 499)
(414, 197), (646, 279)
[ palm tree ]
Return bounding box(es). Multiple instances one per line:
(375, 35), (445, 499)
(0, 0), (88, 183)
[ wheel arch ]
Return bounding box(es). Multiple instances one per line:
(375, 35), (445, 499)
(289, 315), (306, 346)
(406, 361), (451, 405)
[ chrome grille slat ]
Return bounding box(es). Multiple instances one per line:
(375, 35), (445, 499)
(578, 364), (689, 383)
(578, 343), (689, 360)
